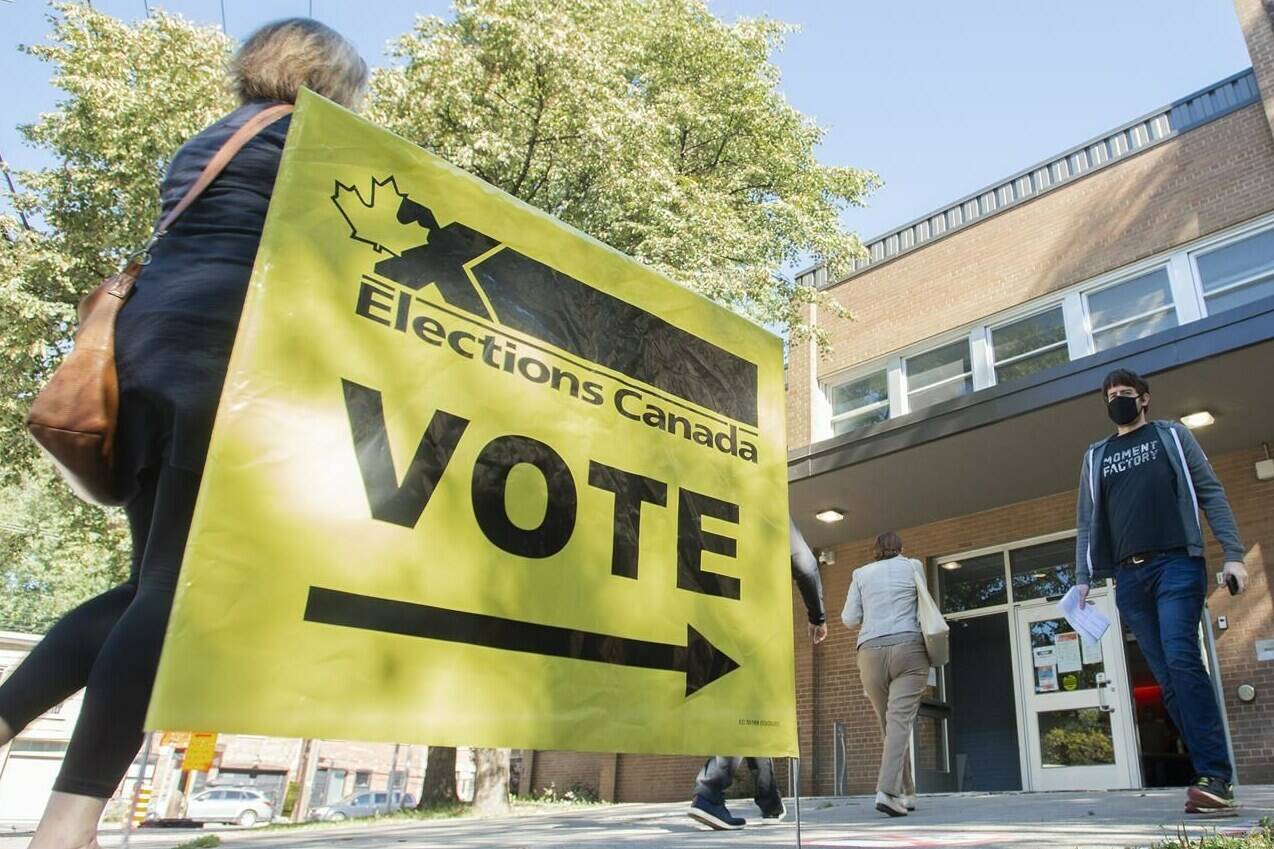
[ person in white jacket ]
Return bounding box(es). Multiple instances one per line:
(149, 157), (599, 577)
(842, 531), (927, 818)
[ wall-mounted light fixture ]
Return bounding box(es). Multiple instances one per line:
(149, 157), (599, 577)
(1180, 411), (1215, 429)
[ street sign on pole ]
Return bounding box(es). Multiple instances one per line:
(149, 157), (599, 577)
(181, 733), (217, 773)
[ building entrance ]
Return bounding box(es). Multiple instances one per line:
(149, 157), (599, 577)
(1013, 591), (1138, 790)
(917, 532), (1168, 794)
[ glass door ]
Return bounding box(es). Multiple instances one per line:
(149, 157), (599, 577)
(1015, 591), (1139, 790)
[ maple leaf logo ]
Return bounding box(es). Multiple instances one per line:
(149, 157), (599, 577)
(331, 176), (429, 257)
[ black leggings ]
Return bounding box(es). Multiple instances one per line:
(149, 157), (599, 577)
(0, 463), (199, 798)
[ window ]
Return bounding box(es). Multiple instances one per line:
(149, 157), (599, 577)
(936, 552), (1006, 614)
(905, 340), (972, 412)
(828, 370), (889, 434)
(1009, 538), (1076, 603)
(1086, 268), (1177, 352)
(991, 306), (1068, 383)
(1195, 228), (1274, 315)
(354, 771), (372, 792)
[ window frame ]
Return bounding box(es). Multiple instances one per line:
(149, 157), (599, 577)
(1080, 263), (1177, 353)
(1189, 221), (1274, 317)
(901, 333), (977, 415)
(986, 301), (1069, 384)
(812, 212), (1274, 439)
(821, 363), (893, 434)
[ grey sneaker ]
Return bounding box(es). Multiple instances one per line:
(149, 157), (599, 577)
(875, 792), (908, 817)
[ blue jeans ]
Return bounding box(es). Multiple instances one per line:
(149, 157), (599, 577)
(1115, 554), (1232, 782)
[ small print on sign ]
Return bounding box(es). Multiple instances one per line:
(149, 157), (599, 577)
(1033, 646), (1057, 668)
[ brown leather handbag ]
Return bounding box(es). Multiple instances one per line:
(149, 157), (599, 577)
(26, 103), (293, 506)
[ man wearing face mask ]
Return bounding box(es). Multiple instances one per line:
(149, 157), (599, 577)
(1074, 368), (1247, 813)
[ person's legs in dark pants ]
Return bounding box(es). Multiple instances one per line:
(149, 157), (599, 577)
(57, 463), (200, 797)
(693, 756), (740, 806)
(1116, 566), (1188, 737)
(5, 464), (200, 848)
(1117, 555), (1234, 808)
(747, 757), (785, 820)
(1152, 557), (1232, 781)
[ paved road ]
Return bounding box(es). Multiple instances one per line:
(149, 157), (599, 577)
(3, 787), (1271, 849)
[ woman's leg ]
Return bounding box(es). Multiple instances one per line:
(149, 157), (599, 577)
(857, 648), (893, 792)
(30, 465), (199, 849)
(0, 473), (156, 745)
(878, 643), (929, 798)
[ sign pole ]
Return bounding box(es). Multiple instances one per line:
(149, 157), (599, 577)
(792, 756), (802, 849)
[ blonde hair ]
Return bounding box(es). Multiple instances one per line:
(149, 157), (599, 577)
(230, 18), (368, 109)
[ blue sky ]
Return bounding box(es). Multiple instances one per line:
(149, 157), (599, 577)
(0, 0), (1254, 245)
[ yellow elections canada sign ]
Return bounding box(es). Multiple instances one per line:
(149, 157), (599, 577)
(146, 90), (796, 757)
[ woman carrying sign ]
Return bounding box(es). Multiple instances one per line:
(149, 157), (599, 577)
(0, 20), (366, 849)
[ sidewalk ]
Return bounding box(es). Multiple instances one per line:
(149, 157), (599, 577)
(1, 787), (1270, 849)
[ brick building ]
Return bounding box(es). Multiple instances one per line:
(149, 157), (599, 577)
(527, 0), (1274, 802)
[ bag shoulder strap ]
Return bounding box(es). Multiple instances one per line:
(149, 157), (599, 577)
(154, 103), (294, 238)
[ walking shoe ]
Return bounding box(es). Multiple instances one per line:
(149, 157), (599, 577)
(875, 792), (908, 817)
(687, 795), (745, 830)
(1185, 777), (1237, 813)
(758, 800), (787, 824)
(900, 793), (917, 812)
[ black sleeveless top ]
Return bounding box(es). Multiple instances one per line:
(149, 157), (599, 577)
(113, 101), (292, 500)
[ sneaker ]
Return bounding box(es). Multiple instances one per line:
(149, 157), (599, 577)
(1185, 777), (1237, 813)
(758, 800), (786, 824)
(875, 792), (908, 818)
(688, 795), (745, 830)
(900, 794), (917, 812)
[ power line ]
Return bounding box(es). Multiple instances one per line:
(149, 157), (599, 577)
(219, 0), (227, 32)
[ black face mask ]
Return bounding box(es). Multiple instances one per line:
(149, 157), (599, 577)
(1107, 395), (1142, 426)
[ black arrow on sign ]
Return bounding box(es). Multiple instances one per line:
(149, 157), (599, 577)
(304, 586), (740, 697)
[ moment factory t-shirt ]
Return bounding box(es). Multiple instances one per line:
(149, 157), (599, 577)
(1100, 424), (1189, 564)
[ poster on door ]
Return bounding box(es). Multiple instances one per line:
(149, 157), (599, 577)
(1055, 632), (1082, 674)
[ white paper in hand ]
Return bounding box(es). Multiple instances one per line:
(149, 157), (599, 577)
(1059, 586), (1111, 644)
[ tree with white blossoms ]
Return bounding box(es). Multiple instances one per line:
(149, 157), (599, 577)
(1, 4), (234, 631)
(2, 0), (876, 815)
(369, 0), (877, 346)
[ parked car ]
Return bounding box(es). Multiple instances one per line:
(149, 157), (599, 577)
(185, 786), (274, 827)
(308, 791), (417, 821)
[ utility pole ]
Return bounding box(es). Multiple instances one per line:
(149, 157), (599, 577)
(291, 739), (316, 823)
(386, 744), (401, 814)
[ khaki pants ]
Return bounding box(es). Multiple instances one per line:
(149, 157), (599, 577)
(857, 639), (929, 797)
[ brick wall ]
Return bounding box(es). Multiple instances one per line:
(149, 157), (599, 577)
(527, 750), (603, 798)
(787, 102), (1274, 448)
(1234, 0), (1274, 137)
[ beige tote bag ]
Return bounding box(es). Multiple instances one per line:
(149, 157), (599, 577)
(913, 569), (950, 667)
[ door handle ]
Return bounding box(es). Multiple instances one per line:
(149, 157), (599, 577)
(1096, 672), (1115, 714)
